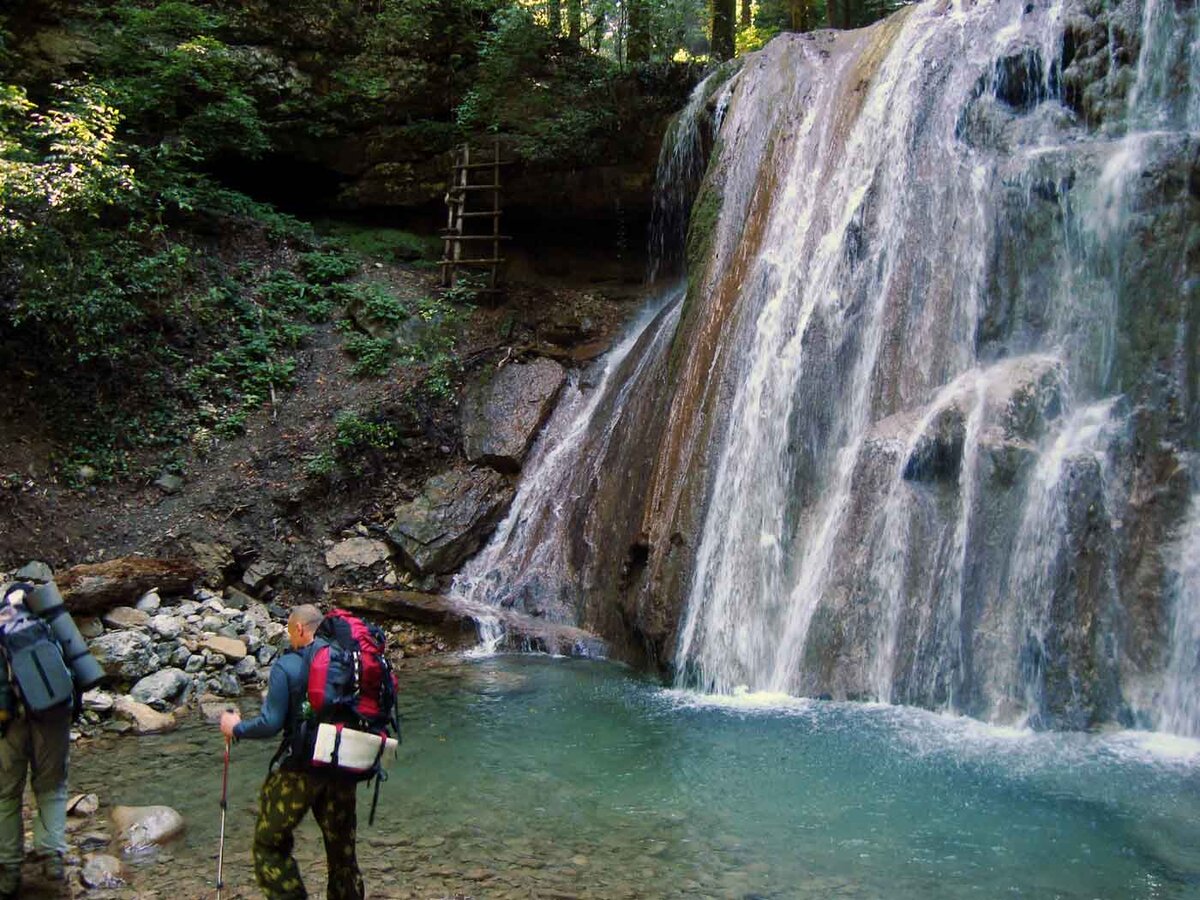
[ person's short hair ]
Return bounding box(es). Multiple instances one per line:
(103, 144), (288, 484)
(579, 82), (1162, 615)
(288, 604), (324, 631)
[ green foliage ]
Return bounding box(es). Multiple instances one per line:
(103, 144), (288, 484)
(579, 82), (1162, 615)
(0, 82), (137, 250)
(96, 1), (269, 168)
(343, 333), (396, 376)
(333, 410), (401, 453)
(459, 6), (659, 164)
(315, 222), (441, 263)
(305, 408), (403, 478)
(338, 283), (468, 379)
(299, 248), (360, 284)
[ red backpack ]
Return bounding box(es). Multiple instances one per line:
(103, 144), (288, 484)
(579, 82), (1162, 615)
(288, 609), (401, 822)
(306, 608), (398, 732)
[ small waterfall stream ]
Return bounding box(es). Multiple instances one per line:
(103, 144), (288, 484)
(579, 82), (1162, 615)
(451, 289), (684, 624)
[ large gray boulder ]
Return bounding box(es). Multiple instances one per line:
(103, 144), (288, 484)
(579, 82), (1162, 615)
(461, 358), (566, 472)
(89, 631), (160, 680)
(130, 668), (191, 709)
(386, 468), (515, 575)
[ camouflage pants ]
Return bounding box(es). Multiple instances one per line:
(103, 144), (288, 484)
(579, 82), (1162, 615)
(253, 769), (363, 900)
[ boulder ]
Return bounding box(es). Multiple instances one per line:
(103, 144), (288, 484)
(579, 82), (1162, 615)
(461, 358), (566, 472)
(102, 607), (151, 630)
(148, 614), (185, 639)
(89, 631), (160, 680)
(130, 668), (191, 709)
(81, 854), (125, 888)
(203, 635), (248, 661)
(386, 467), (515, 575)
(325, 537), (392, 571)
(14, 560), (54, 582)
(112, 696), (176, 734)
(189, 541), (235, 587)
(111, 805), (185, 852)
(135, 591), (162, 614)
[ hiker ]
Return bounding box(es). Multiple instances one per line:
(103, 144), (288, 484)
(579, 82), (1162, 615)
(0, 581), (74, 898)
(220, 604), (364, 900)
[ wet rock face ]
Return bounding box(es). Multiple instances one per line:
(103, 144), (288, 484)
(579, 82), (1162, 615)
(461, 358), (567, 473)
(386, 467), (515, 575)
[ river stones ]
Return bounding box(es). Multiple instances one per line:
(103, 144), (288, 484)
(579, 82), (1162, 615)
(68, 793), (100, 817)
(111, 805), (185, 852)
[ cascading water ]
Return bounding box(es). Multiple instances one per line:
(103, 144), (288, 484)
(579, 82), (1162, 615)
(1160, 496), (1200, 736)
(451, 289), (684, 625)
(647, 73), (719, 282)
(664, 0), (1198, 731)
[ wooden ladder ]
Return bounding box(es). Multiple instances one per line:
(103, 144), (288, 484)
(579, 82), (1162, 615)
(441, 139), (510, 296)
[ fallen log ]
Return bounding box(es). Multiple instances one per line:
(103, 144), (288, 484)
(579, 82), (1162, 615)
(59, 557), (202, 615)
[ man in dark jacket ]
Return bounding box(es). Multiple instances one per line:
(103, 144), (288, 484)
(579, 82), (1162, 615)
(220, 604), (363, 900)
(0, 582), (71, 900)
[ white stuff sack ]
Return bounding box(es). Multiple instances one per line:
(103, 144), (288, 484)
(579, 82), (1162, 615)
(311, 722), (399, 773)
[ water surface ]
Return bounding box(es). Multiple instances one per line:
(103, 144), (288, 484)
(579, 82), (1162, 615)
(74, 655), (1200, 898)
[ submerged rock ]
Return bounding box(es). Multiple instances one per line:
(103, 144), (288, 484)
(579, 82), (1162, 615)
(81, 854), (125, 888)
(112, 696), (177, 734)
(111, 805), (185, 852)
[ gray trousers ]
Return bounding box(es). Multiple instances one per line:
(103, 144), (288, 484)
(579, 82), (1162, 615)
(0, 705), (70, 877)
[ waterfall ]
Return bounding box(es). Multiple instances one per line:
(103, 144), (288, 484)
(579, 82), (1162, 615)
(664, 0), (1197, 730)
(1160, 497), (1200, 736)
(451, 289), (684, 616)
(647, 72), (721, 282)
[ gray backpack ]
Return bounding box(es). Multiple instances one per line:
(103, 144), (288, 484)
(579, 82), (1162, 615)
(0, 607), (74, 714)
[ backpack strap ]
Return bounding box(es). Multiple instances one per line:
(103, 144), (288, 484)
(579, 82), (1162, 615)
(268, 646), (318, 773)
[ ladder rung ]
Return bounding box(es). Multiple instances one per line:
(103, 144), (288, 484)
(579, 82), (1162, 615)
(448, 185), (502, 192)
(440, 258), (505, 266)
(440, 234), (512, 241)
(456, 211), (503, 218)
(454, 161), (513, 170)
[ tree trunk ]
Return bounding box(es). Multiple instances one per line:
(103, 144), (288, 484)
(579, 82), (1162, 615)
(547, 0), (561, 35)
(628, 0), (652, 63)
(711, 0), (736, 60)
(740, 0), (753, 28)
(59, 557), (202, 614)
(568, 0), (581, 42)
(790, 0), (813, 31)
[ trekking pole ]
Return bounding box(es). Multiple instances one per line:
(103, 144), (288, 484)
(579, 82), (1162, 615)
(217, 712), (233, 900)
